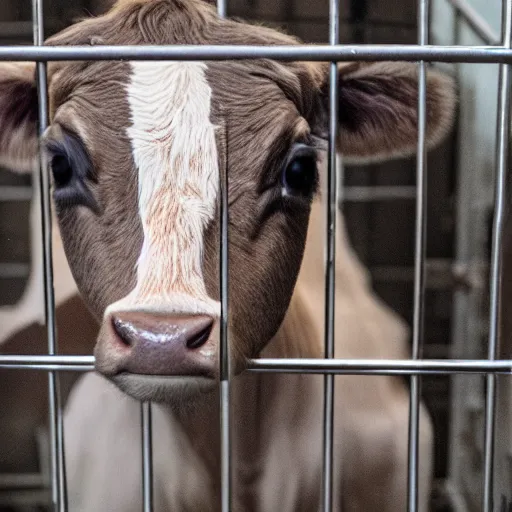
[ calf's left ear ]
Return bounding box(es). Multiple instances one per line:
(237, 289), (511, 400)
(312, 61), (457, 163)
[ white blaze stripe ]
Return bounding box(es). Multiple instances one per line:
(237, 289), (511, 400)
(108, 61), (220, 318)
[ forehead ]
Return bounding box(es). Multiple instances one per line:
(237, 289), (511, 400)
(48, 59), (310, 111)
(46, 59), (316, 172)
(44, 0), (322, 126)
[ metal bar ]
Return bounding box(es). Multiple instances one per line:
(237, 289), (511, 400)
(0, 354), (95, 371)
(342, 186), (416, 202)
(0, 21), (35, 39)
(217, 12), (229, 512)
(322, 0), (339, 507)
(0, 263), (31, 279)
(483, 0), (512, 509)
(217, 0), (227, 19)
(408, 377), (421, 510)
(249, 359), (512, 374)
(0, 186), (33, 202)
(0, 355), (95, 367)
(1, 44), (512, 63)
(219, 121), (231, 512)
(0, 474), (46, 489)
(2, 355), (512, 374)
(141, 402), (153, 512)
(445, 0), (500, 45)
(31, 1), (67, 510)
(407, 0), (428, 508)
(0, 489), (50, 507)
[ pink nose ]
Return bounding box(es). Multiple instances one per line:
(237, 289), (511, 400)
(96, 312), (216, 377)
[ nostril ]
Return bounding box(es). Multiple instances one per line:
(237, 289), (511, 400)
(186, 322), (213, 350)
(112, 317), (136, 347)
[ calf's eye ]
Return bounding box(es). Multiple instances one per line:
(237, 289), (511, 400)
(51, 154), (73, 188)
(282, 151), (317, 198)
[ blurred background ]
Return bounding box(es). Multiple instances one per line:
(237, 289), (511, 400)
(0, 0), (509, 510)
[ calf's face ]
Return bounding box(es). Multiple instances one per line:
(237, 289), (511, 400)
(0, 0), (455, 404)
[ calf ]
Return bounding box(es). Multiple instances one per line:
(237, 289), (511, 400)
(0, 0), (456, 509)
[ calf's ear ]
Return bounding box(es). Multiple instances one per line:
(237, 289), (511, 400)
(0, 63), (39, 173)
(312, 61), (457, 163)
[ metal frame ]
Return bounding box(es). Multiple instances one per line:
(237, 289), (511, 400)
(0, 0), (511, 510)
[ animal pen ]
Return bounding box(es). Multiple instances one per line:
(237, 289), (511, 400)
(0, 0), (510, 510)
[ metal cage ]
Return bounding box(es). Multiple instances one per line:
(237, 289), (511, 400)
(0, 0), (511, 510)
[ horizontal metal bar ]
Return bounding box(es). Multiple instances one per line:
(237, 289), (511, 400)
(343, 186), (416, 202)
(0, 44), (510, 63)
(0, 263), (30, 279)
(1, 355), (512, 375)
(446, 0), (500, 45)
(248, 359), (512, 374)
(0, 489), (50, 507)
(0, 355), (95, 371)
(0, 473), (46, 490)
(0, 186), (32, 202)
(0, 22), (34, 38)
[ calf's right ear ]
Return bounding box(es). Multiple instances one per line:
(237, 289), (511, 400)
(311, 61), (457, 164)
(0, 63), (39, 173)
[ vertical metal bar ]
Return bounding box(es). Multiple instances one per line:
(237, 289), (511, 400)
(31, 1), (67, 511)
(322, 0), (339, 509)
(217, 0), (227, 19)
(217, 6), (229, 512)
(219, 120), (231, 512)
(408, 0), (428, 510)
(141, 402), (153, 512)
(483, 0), (512, 509)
